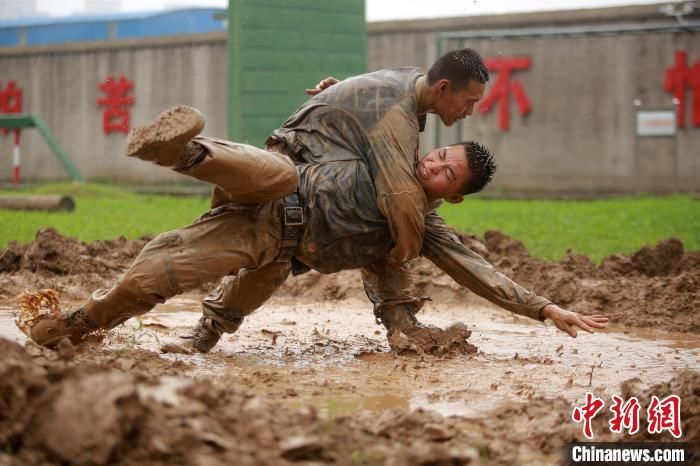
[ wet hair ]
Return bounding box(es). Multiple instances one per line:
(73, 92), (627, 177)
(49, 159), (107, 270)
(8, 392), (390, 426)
(427, 48), (490, 90)
(450, 141), (496, 195)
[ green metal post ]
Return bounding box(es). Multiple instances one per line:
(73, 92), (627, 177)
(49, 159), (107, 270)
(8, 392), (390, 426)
(31, 116), (85, 182)
(0, 115), (34, 128)
(0, 114), (85, 182)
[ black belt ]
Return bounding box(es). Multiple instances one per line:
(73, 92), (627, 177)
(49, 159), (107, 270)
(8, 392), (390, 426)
(275, 192), (304, 262)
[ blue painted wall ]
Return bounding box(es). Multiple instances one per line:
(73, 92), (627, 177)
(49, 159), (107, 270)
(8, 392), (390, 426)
(0, 8), (226, 47)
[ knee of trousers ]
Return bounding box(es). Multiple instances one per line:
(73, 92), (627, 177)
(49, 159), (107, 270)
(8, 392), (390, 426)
(204, 271), (284, 315)
(131, 234), (186, 298)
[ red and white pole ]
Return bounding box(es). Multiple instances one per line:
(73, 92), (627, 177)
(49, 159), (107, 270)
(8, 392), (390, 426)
(12, 129), (20, 186)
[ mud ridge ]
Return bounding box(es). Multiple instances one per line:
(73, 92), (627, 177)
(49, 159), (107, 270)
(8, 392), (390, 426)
(0, 338), (505, 465)
(1, 228), (697, 333)
(2, 339), (696, 465)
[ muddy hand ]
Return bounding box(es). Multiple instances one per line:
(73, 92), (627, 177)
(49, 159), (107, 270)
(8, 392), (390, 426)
(541, 304), (608, 338)
(305, 77), (339, 95)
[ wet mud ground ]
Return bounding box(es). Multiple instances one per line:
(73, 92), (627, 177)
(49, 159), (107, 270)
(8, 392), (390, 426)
(0, 230), (698, 465)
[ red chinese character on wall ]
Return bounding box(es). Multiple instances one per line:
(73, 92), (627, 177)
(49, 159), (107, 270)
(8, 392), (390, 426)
(97, 75), (135, 134)
(479, 57), (532, 131)
(664, 51), (700, 128)
(647, 395), (682, 438)
(0, 80), (22, 114)
(0, 80), (23, 136)
(572, 392), (605, 439)
(608, 395), (641, 435)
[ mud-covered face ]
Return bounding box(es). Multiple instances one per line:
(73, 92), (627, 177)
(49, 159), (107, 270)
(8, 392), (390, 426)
(415, 145), (471, 202)
(433, 80), (485, 127)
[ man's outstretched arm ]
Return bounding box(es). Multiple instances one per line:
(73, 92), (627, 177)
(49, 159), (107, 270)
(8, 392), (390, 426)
(422, 212), (608, 337)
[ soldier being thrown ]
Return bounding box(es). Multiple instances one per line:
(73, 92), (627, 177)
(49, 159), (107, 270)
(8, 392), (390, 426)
(24, 105), (607, 350)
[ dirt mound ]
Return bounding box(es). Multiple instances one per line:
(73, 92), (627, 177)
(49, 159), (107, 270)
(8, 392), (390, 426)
(631, 237), (685, 277)
(0, 338), (493, 465)
(0, 228), (149, 276)
(474, 396), (579, 462)
(3, 336), (696, 466)
(483, 229), (528, 256)
(620, 371), (700, 444)
(487, 237), (699, 333)
(1, 229), (698, 333)
(410, 233), (698, 333)
(0, 229), (150, 300)
(567, 371), (700, 462)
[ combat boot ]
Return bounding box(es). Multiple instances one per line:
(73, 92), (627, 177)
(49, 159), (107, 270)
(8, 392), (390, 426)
(126, 105), (206, 169)
(28, 307), (96, 348)
(177, 317), (226, 353)
(376, 304), (422, 336)
(377, 305), (475, 355)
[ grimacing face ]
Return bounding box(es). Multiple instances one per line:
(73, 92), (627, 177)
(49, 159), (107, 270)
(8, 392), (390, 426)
(434, 80), (485, 126)
(415, 145), (471, 202)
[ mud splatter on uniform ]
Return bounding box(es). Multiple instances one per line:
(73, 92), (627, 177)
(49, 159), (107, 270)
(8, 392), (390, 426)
(78, 74), (551, 333)
(267, 67), (550, 322)
(273, 68), (427, 267)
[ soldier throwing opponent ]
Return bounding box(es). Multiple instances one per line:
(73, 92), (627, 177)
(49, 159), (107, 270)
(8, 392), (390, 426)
(22, 105), (607, 352)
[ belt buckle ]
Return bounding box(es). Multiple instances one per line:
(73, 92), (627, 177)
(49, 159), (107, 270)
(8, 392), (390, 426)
(283, 206), (304, 226)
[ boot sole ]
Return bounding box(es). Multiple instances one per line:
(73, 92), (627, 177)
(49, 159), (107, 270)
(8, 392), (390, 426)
(126, 105), (205, 165)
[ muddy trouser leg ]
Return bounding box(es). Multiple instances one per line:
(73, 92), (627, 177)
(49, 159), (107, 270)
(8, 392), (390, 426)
(361, 258), (428, 334)
(82, 203), (283, 329)
(178, 136), (298, 206)
(201, 261), (292, 333)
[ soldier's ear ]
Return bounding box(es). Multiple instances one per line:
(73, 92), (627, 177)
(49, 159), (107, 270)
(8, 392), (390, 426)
(445, 195), (464, 204)
(437, 79), (449, 95)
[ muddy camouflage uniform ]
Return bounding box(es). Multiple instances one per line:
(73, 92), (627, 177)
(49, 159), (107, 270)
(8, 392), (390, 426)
(274, 67), (429, 267)
(202, 68), (552, 333)
(82, 68), (551, 333)
(80, 138), (298, 329)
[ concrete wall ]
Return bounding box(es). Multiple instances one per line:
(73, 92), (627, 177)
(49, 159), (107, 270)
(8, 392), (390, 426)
(1, 3), (699, 193)
(368, 4), (700, 194)
(0, 33), (228, 183)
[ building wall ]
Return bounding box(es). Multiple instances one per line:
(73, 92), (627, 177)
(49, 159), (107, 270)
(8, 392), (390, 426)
(0, 8), (227, 46)
(0, 34), (228, 183)
(367, 4), (700, 194)
(228, 0), (366, 147)
(0, 3), (698, 193)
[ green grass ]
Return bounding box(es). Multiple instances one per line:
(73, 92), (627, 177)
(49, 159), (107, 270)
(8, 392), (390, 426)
(439, 195), (700, 263)
(0, 183), (209, 248)
(1, 184), (698, 263)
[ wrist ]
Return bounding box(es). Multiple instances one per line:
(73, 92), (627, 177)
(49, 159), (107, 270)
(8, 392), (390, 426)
(541, 304), (555, 320)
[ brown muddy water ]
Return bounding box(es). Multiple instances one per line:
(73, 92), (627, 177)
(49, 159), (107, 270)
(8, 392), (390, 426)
(2, 293), (696, 421)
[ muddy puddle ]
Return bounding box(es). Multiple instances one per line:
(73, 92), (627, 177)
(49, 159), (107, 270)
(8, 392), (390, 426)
(2, 293), (696, 422)
(1, 230), (698, 464)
